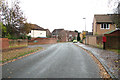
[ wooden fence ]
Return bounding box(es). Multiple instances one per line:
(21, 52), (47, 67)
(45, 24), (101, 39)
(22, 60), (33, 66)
(84, 35), (103, 48)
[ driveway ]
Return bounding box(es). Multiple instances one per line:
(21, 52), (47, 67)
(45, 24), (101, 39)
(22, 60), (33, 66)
(2, 43), (100, 78)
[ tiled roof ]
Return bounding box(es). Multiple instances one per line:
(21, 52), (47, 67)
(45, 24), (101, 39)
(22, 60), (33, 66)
(104, 30), (116, 34)
(31, 24), (46, 31)
(52, 29), (64, 35)
(104, 29), (120, 34)
(94, 14), (114, 23)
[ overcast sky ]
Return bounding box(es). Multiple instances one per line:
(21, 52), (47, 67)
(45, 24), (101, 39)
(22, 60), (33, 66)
(8, 0), (117, 32)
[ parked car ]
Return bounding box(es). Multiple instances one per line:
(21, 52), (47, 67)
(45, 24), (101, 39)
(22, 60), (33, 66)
(73, 40), (77, 43)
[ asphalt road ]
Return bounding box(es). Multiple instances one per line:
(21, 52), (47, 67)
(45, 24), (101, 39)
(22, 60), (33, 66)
(2, 43), (100, 78)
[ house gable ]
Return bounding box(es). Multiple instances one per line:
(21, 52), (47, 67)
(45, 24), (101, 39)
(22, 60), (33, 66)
(93, 14), (116, 35)
(28, 30), (46, 38)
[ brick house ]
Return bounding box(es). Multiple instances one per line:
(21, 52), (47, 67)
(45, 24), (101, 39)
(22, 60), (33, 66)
(58, 30), (77, 42)
(93, 14), (116, 35)
(67, 31), (77, 41)
(58, 30), (68, 42)
(52, 29), (64, 40)
(52, 29), (77, 42)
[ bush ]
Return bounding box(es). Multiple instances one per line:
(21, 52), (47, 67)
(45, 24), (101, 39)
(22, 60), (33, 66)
(57, 40), (60, 42)
(80, 40), (83, 43)
(27, 36), (31, 40)
(5, 33), (12, 39)
(19, 34), (27, 39)
(47, 35), (51, 38)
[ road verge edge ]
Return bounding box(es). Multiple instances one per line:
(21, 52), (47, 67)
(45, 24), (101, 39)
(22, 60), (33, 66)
(0, 48), (44, 66)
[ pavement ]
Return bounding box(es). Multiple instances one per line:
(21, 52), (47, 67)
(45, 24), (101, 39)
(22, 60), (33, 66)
(2, 43), (100, 78)
(75, 43), (120, 79)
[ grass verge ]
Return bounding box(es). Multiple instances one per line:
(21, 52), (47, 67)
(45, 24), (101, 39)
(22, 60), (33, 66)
(9, 45), (28, 48)
(1, 47), (43, 63)
(107, 49), (120, 54)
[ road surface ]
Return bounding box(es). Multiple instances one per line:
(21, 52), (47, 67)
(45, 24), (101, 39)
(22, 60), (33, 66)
(2, 43), (100, 78)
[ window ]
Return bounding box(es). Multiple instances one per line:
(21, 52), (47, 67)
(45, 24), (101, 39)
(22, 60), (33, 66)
(101, 24), (109, 29)
(40, 33), (42, 35)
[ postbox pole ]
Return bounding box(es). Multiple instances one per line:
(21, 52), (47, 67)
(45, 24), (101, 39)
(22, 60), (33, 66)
(103, 42), (105, 49)
(103, 36), (106, 50)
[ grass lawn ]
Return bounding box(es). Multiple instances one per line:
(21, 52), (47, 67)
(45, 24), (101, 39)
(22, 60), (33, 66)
(9, 45), (28, 48)
(1, 47), (43, 63)
(108, 49), (120, 54)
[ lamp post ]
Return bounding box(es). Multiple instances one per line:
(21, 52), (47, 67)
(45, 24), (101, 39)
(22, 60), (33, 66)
(83, 18), (86, 44)
(83, 18), (86, 31)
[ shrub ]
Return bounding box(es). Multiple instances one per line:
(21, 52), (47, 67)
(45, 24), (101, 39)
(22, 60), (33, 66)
(57, 40), (60, 42)
(80, 40), (83, 43)
(27, 36), (31, 40)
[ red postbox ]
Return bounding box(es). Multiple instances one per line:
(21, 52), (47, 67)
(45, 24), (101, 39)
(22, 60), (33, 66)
(102, 36), (106, 42)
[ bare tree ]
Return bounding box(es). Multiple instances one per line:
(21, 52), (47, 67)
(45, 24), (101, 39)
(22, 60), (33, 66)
(108, 0), (119, 8)
(108, 0), (120, 28)
(1, 0), (26, 38)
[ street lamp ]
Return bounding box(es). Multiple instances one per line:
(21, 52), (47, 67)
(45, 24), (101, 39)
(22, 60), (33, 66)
(83, 18), (86, 45)
(83, 18), (86, 31)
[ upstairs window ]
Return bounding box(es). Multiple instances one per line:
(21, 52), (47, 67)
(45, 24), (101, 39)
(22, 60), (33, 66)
(101, 24), (110, 29)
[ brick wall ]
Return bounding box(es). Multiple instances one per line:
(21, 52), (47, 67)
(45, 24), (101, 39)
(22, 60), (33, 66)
(1, 38), (28, 50)
(1, 38), (56, 50)
(28, 38), (57, 45)
(88, 36), (97, 46)
(9, 39), (28, 48)
(86, 36), (89, 44)
(1, 38), (9, 49)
